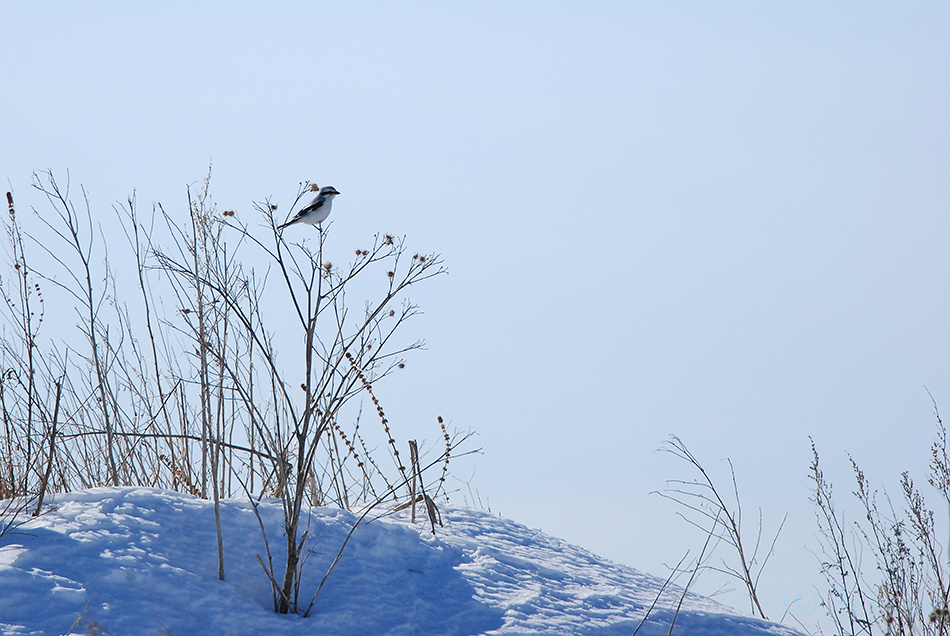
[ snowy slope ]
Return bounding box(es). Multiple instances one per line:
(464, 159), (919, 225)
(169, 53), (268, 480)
(0, 488), (801, 636)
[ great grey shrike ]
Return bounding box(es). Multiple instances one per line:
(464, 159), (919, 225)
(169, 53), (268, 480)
(277, 186), (340, 230)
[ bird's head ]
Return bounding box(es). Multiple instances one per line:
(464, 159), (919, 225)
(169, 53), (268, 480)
(320, 186), (340, 197)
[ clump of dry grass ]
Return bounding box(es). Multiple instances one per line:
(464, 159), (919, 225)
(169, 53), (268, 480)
(810, 398), (950, 636)
(0, 170), (472, 616)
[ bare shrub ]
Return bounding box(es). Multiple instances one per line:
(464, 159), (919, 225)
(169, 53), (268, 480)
(657, 435), (786, 621)
(810, 397), (950, 636)
(0, 171), (466, 615)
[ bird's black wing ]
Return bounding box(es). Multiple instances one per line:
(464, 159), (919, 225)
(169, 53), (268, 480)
(278, 196), (327, 229)
(297, 196), (327, 216)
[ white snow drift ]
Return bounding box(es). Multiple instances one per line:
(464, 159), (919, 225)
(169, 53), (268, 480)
(0, 488), (800, 635)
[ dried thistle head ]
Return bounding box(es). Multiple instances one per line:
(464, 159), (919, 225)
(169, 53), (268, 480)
(324, 261), (333, 272)
(388, 309), (395, 317)
(387, 271), (394, 278)
(309, 183), (320, 192)
(270, 204), (278, 211)
(223, 210), (235, 217)
(398, 363), (405, 369)
(384, 234), (394, 245)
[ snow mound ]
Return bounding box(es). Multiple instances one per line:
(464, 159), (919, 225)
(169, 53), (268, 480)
(0, 488), (800, 635)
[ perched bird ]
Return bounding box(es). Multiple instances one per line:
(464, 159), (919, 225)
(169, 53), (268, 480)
(277, 186), (340, 230)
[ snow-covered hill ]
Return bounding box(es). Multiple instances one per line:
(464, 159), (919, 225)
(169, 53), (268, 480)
(0, 488), (800, 635)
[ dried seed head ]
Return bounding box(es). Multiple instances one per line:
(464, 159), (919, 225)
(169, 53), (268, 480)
(384, 234), (394, 245)
(398, 363), (405, 369)
(387, 271), (394, 278)
(310, 183), (320, 191)
(388, 309), (395, 317)
(270, 204), (278, 211)
(223, 210), (235, 217)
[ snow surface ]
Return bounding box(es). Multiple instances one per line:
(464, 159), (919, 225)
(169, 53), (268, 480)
(0, 488), (801, 635)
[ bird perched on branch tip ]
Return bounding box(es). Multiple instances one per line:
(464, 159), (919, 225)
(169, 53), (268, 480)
(277, 186), (340, 230)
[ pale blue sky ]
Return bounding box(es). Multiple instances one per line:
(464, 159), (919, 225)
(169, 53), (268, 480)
(3, 2), (950, 624)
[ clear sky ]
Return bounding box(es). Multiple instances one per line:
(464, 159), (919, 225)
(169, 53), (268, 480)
(3, 2), (949, 625)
